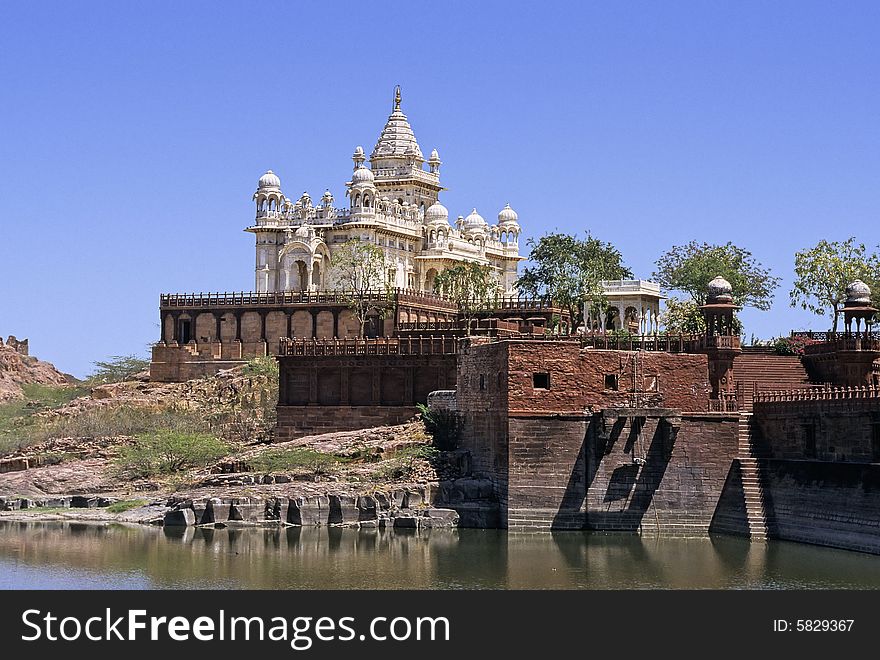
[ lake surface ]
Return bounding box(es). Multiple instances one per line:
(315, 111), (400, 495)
(0, 521), (878, 589)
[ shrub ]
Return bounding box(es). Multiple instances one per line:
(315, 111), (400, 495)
(417, 404), (460, 451)
(372, 444), (439, 482)
(86, 355), (150, 385)
(116, 430), (229, 478)
(773, 336), (819, 356)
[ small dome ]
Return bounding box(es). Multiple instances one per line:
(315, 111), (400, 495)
(351, 165), (375, 185)
(294, 223), (311, 238)
(846, 279), (871, 304)
(462, 208), (487, 232)
(425, 201), (449, 224)
(429, 148), (441, 162)
(498, 203), (519, 225)
(353, 146), (364, 157)
(707, 275), (733, 301)
(258, 170), (281, 190)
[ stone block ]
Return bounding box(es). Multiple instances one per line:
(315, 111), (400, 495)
(328, 494), (359, 525)
(288, 496), (330, 526)
(164, 508), (196, 527)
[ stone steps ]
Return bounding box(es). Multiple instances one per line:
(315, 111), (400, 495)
(737, 412), (768, 540)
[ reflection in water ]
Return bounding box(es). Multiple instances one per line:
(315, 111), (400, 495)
(0, 521), (878, 590)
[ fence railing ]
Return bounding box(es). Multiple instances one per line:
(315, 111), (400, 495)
(278, 336), (458, 357)
(753, 384), (880, 404)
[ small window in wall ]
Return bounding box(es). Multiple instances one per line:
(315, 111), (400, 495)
(479, 374), (486, 391)
(872, 424), (880, 463)
(533, 373), (550, 390)
(803, 423), (817, 459)
(604, 374), (619, 391)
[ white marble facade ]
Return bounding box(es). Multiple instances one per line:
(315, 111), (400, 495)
(246, 87), (523, 295)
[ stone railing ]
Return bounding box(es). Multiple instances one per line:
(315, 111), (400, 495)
(792, 330), (880, 354)
(160, 288), (458, 310)
(278, 336), (458, 357)
(753, 384), (880, 404)
(708, 391), (738, 412)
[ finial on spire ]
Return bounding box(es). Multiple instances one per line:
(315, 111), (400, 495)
(394, 85), (401, 111)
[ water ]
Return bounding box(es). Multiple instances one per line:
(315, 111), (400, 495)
(0, 521), (878, 589)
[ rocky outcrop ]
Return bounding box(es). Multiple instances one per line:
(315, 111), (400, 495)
(163, 488), (461, 530)
(0, 339), (73, 402)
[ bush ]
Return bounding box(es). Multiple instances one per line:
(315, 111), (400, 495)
(372, 444), (439, 482)
(116, 430), (229, 478)
(773, 336), (819, 356)
(86, 355), (150, 385)
(417, 404), (460, 451)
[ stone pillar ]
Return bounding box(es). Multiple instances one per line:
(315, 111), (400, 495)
(259, 311), (267, 342)
(234, 312), (243, 342)
(310, 310), (318, 339)
(214, 313), (223, 341)
(332, 309), (340, 338)
(285, 311), (293, 339)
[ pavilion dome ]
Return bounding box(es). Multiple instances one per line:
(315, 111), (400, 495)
(707, 276), (733, 301)
(462, 208), (487, 232)
(258, 170), (281, 190)
(846, 279), (872, 304)
(425, 201), (449, 224)
(351, 165), (375, 185)
(498, 203), (519, 226)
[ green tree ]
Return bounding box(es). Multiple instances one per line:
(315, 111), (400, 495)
(86, 355), (150, 384)
(658, 297), (706, 335)
(327, 240), (393, 337)
(515, 233), (632, 328)
(653, 241), (779, 310)
(433, 262), (498, 334)
(790, 238), (880, 331)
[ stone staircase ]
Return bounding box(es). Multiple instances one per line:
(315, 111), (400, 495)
(734, 351), (813, 411)
(736, 412), (769, 540)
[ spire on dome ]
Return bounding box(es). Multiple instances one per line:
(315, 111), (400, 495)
(371, 86), (423, 162)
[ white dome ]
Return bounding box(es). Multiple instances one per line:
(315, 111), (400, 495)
(294, 223), (311, 238)
(351, 165), (375, 185)
(498, 203), (519, 225)
(846, 279), (871, 304)
(258, 170), (281, 190)
(707, 275), (733, 300)
(425, 201), (449, 224)
(462, 208), (487, 232)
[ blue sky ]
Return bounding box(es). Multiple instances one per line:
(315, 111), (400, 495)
(0, 2), (878, 377)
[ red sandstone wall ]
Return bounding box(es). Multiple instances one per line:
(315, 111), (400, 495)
(455, 342), (509, 494)
(500, 341), (710, 414)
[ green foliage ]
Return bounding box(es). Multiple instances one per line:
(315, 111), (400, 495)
(248, 448), (346, 475)
(773, 336), (820, 356)
(86, 355), (150, 385)
(242, 356), (279, 379)
(433, 262), (498, 333)
(516, 232), (632, 327)
(105, 499), (149, 513)
(116, 430), (229, 478)
(659, 297), (707, 335)
(653, 241), (780, 310)
(373, 443), (439, 482)
(790, 238), (880, 331)
(416, 403), (460, 450)
(327, 240), (394, 337)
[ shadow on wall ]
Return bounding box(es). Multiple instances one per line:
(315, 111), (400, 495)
(554, 415), (676, 532)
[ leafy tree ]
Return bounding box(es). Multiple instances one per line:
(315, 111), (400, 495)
(116, 430), (229, 478)
(653, 241), (779, 310)
(433, 262), (498, 334)
(327, 240), (393, 337)
(87, 355), (150, 384)
(659, 296), (743, 336)
(790, 238), (880, 331)
(515, 233), (632, 328)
